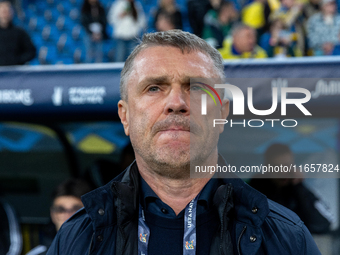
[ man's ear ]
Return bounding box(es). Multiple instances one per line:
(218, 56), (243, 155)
(118, 100), (129, 136)
(219, 99), (229, 134)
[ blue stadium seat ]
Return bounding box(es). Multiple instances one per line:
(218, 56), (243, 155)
(70, 0), (83, 7)
(42, 25), (60, 42)
(44, 9), (60, 24)
(60, 1), (73, 15)
(28, 16), (45, 31)
(73, 47), (86, 63)
(69, 8), (80, 21)
(30, 31), (45, 48)
(71, 24), (86, 41)
(57, 33), (76, 54)
(46, 0), (56, 7)
(38, 45), (58, 64)
(36, 1), (48, 14)
(56, 16), (76, 31)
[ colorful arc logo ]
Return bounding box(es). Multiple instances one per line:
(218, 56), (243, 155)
(197, 82), (222, 115)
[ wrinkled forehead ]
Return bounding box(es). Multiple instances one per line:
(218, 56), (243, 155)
(132, 45), (220, 78)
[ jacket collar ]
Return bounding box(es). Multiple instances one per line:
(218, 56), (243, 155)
(217, 156), (270, 227)
(82, 158), (269, 230)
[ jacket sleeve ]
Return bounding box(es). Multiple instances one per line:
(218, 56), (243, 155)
(301, 224), (322, 255)
(18, 29), (36, 64)
(46, 231), (60, 255)
(293, 183), (332, 234)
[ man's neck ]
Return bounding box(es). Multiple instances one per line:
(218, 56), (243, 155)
(138, 166), (211, 215)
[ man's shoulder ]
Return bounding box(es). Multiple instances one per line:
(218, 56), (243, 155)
(266, 198), (303, 228)
(46, 208), (94, 254)
(262, 199), (320, 254)
(58, 207), (93, 237)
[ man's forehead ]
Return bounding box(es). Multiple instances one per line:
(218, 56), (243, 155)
(131, 46), (217, 78)
(134, 45), (213, 65)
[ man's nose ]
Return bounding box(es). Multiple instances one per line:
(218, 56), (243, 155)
(164, 87), (189, 115)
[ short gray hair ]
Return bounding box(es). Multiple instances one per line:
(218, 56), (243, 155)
(120, 30), (225, 101)
(232, 23), (255, 37)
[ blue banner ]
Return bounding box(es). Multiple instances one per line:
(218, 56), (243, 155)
(1, 57), (340, 122)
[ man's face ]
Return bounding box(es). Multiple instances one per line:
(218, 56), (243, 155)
(219, 5), (236, 24)
(50, 196), (83, 231)
(233, 28), (256, 53)
(322, 1), (336, 15)
(118, 46), (229, 179)
(281, 0), (295, 9)
(0, 2), (12, 27)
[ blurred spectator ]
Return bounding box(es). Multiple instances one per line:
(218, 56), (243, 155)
(155, 11), (176, 31)
(0, 200), (22, 255)
(218, 23), (268, 58)
(259, 18), (297, 57)
(270, 0), (305, 55)
(153, 0), (183, 30)
(0, 0), (36, 66)
(202, 1), (238, 49)
(307, 0), (340, 55)
(80, 0), (108, 63)
(242, 0), (268, 36)
(107, 0), (146, 62)
(187, 0), (212, 37)
(303, 0), (321, 19)
(26, 179), (92, 255)
(249, 143), (333, 234)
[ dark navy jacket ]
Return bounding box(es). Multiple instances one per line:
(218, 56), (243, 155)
(47, 161), (321, 255)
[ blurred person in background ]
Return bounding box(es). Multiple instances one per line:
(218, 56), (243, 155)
(259, 18), (297, 57)
(0, 0), (36, 66)
(81, 0), (108, 63)
(242, 0), (271, 38)
(303, 0), (321, 19)
(249, 143), (333, 234)
(219, 23), (268, 58)
(186, 0), (213, 37)
(26, 179), (92, 255)
(155, 12), (176, 31)
(153, 0), (183, 30)
(270, 0), (305, 55)
(107, 0), (146, 62)
(202, 1), (238, 49)
(307, 0), (340, 55)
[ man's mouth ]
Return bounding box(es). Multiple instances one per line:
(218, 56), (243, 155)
(160, 126), (190, 132)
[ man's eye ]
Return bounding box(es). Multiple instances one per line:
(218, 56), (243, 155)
(148, 86), (160, 92)
(190, 85), (202, 91)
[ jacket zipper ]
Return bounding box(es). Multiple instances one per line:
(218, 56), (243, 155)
(237, 225), (247, 255)
(112, 182), (126, 255)
(219, 184), (232, 255)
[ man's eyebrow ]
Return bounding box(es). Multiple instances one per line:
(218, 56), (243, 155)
(140, 76), (171, 85)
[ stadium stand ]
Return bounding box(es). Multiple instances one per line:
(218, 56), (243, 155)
(10, 0), (193, 65)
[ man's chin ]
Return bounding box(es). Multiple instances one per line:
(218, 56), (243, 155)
(150, 154), (191, 178)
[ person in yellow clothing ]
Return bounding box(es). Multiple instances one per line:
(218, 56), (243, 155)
(219, 23), (268, 59)
(242, 0), (266, 30)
